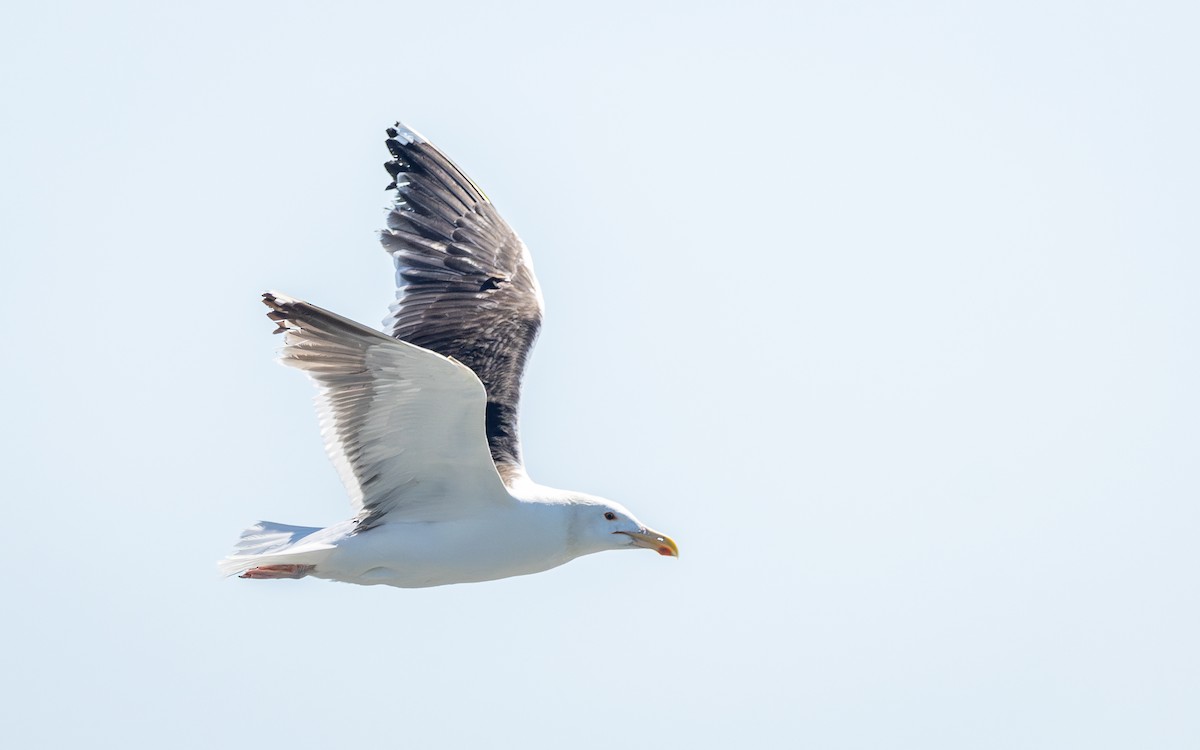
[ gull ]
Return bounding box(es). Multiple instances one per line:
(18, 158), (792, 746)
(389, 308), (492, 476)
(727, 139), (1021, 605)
(220, 122), (678, 588)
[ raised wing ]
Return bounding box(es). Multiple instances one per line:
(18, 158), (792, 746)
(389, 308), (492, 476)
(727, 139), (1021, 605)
(380, 122), (543, 484)
(263, 292), (511, 529)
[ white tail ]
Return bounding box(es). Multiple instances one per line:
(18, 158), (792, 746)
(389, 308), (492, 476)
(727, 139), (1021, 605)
(218, 521), (330, 577)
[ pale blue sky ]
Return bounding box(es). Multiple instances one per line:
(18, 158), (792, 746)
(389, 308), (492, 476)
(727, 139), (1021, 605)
(3, 2), (1198, 747)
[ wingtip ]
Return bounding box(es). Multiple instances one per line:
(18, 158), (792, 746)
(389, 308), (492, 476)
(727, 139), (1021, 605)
(384, 122), (428, 191)
(386, 120), (426, 145)
(262, 290), (297, 304)
(261, 291), (298, 333)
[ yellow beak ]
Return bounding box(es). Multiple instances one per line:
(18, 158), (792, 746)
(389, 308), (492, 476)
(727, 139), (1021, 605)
(619, 529), (680, 558)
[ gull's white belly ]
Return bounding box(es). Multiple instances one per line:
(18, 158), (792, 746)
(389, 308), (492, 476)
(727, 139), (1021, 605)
(311, 515), (574, 588)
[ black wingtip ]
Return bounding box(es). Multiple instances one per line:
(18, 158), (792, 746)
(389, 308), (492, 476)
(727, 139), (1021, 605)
(261, 292), (296, 333)
(383, 121), (423, 191)
(386, 121), (425, 145)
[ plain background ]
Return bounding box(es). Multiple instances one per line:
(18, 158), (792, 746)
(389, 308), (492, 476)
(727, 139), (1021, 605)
(3, 2), (1198, 747)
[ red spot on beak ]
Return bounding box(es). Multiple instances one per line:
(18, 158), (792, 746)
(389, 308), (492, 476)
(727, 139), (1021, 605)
(658, 546), (673, 556)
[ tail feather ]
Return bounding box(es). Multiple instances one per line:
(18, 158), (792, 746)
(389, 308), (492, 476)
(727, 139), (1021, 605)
(219, 521), (329, 577)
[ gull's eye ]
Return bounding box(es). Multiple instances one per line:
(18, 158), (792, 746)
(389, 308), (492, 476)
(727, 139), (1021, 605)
(604, 511), (617, 521)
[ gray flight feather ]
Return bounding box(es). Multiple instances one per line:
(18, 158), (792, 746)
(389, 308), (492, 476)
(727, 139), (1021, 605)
(380, 122), (544, 485)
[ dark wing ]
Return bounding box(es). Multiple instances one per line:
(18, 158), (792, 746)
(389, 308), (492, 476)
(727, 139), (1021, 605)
(380, 122), (543, 485)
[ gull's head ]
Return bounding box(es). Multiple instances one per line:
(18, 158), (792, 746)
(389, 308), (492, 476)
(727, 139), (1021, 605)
(567, 496), (679, 558)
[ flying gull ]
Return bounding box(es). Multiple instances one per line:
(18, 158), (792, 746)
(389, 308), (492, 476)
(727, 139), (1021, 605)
(221, 122), (678, 588)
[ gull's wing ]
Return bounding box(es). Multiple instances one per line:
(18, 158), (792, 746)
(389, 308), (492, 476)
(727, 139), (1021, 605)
(263, 292), (511, 529)
(380, 122), (543, 485)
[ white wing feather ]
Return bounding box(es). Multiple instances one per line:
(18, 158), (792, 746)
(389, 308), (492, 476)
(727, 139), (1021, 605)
(264, 292), (512, 526)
